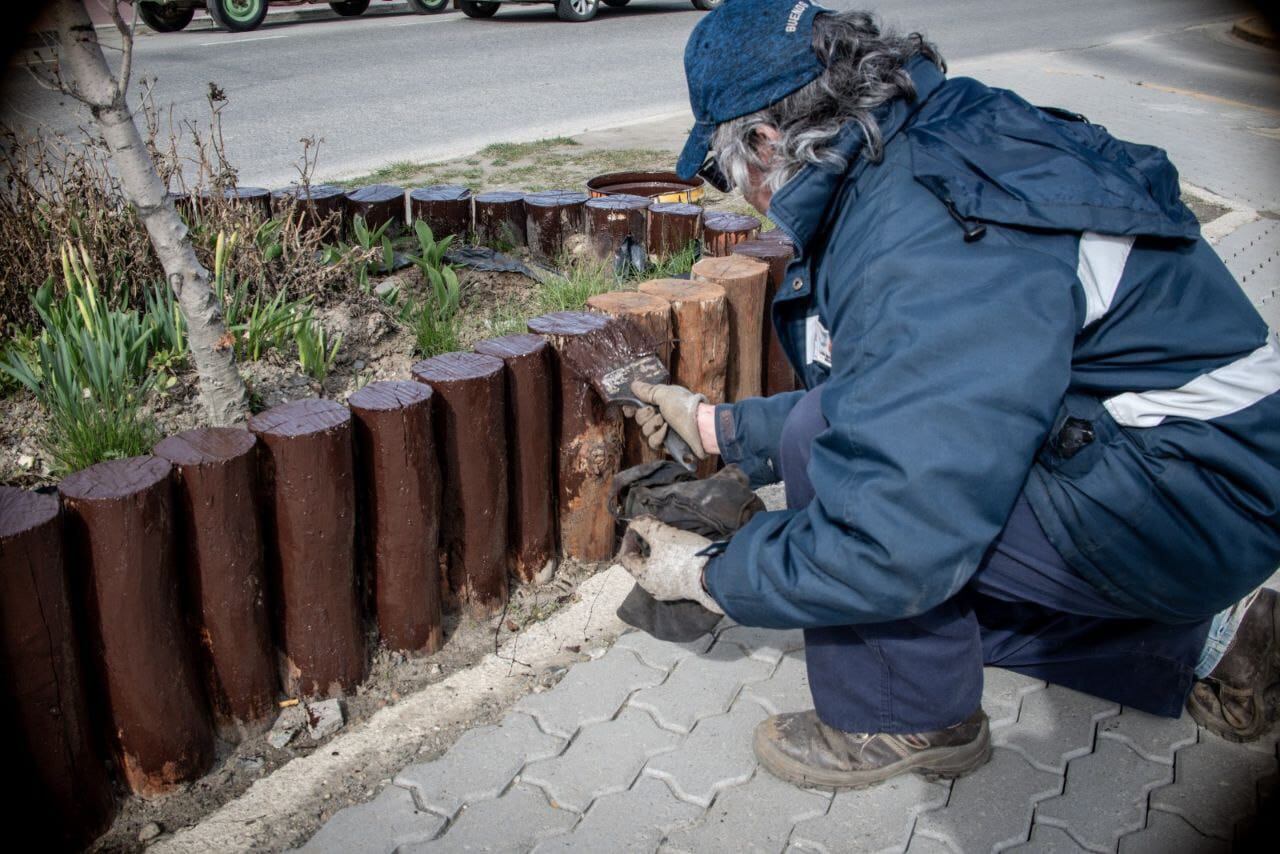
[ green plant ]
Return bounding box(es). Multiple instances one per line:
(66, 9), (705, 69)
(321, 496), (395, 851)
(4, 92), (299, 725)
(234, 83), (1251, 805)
(294, 310), (341, 382)
(213, 230), (308, 360)
(644, 241), (700, 280)
(408, 221), (463, 357)
(538, 256), (614, 313)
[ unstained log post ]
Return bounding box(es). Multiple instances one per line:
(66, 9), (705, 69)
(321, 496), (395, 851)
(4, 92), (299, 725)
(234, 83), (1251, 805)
(409, 185), (474, 240)
(345, 184), (407, 236)
(154, 428), (278, 742)
(585, 194), (650, 261)
(585, 290), (674, 467)
(58, 456), (214, 798)
(647, 202), (702, 260)
(249, 400), (365, 698)
(691, 254), (770, 402)
(733, 237), (798, 396)
(702, 211), (761, 257)
(527, 311), (625, 560)
(474, 335), (558, 584)
(0, 487), (115, 847)
(411, 353), (510, 616)
(474, 190), (527, 248)
(348, 381), (444, 655)
(525, 190), (589, 261)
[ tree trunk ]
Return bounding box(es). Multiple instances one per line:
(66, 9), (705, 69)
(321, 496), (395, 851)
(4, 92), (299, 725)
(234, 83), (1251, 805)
(51, 0), (249, 426)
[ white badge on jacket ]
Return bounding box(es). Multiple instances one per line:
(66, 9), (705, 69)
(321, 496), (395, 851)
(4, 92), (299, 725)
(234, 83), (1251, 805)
(806, 315), (832, 368)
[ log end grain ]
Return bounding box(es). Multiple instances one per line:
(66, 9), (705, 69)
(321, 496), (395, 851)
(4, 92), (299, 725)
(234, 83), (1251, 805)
(526, 310), (611, 338)
(409, 184), (472, 203)
(58, 455), (171, 502)
(636, 277), (727, 304)
(585, 290), (673, 317)
(248, 398), (351, 439)
(524, 189), (590, 209)
(412, 351), (506, 386)
(154, 427), (256, 468)
(473, 333), (548, 361)
(345, 184), (405, 205)
(0, 485), (58, 538)
(474, 190), (525, 205)
(348, 379), (433, 412)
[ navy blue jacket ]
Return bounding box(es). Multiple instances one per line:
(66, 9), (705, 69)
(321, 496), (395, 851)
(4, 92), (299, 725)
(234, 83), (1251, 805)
(704, 58), (1280, 628)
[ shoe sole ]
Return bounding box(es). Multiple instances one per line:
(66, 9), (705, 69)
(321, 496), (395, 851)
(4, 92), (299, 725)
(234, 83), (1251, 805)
(1187, 590), (1280, 743)
(752, 717), (992, 790)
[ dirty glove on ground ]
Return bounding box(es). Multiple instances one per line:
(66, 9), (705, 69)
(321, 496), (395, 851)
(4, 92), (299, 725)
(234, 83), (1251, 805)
(617, 515), (723, 615)
(630, 380), (708, 460)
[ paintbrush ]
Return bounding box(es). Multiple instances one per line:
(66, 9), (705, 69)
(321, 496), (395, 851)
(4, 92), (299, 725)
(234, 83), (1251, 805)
(558, 316), (698, 471)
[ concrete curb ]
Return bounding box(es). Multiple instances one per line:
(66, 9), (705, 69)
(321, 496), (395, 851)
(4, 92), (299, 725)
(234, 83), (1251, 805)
(1231, 16), (1277, 50)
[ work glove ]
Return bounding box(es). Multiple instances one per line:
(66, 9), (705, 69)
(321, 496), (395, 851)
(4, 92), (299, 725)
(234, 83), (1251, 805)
(617, 516), (723, 615)
(630, 380), (708, 460)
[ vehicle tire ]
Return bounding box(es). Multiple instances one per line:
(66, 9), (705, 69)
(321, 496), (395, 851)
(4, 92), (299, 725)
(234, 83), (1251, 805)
(556, 0), (599, 22)
(206, 0), (269, 32)
(138, 2), (197, 32)
(691, 0), (723, 10)
(459, 1), (499, 18)
(329, 0), (371, 15)
(603, 0), (630, 6)
(407, 0), (450, 12)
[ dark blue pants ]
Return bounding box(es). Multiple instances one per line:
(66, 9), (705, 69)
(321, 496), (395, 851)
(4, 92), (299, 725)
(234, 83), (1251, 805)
(779, 388), (1210, 732)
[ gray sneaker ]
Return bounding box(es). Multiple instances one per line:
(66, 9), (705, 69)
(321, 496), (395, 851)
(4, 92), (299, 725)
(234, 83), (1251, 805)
(753, 708), (991, 789)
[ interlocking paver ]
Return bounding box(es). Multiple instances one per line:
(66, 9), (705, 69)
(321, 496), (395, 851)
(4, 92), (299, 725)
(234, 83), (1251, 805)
(394, 712), (564, 818)
(1117, 810), (1230, 854)
(914, 748), (1061, 852)
(716, 625), (806, 666)
(1003, 824), (1090, 853)
(517, 647), (667, 738)
(981, 667), (1047, 732)
(532, 776), (702, 853)
(644, 699), (768, 807)
(1148, 733), (1279, 840)
(902, 832), (958, 854)
(299, 785), (443, 853)
(993, 685), (1119, 774)
(1035, 737), (1172, 852)
(790, 775), (949, 854)
(742, 651), (811, 716)
(662, 770), (830, 854)
(399, 784), (576, 854)
(1095, 709), (1198, 765)
(521, 707), (682, 813)
(615, 629), (714, 671)
(629, 641), (775, 733)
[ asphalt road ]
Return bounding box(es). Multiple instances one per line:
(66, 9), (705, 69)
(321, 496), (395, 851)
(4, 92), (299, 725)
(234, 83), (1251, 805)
(1, 0), (1257, 187)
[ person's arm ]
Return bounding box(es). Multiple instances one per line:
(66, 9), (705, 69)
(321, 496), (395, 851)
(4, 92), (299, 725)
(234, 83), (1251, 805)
(707, 392), (807, 486)
(704, 206), (1079, 628)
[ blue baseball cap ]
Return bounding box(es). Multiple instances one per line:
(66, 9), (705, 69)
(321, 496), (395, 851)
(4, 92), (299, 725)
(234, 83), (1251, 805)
(676, 0), (833, 180)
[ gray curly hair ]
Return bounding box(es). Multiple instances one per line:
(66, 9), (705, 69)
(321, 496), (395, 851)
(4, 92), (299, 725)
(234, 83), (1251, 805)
(711, 10), (944, 194)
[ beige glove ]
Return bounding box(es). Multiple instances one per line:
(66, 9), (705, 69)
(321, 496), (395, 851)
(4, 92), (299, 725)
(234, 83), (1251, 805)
(617, 516), (723, 614)
(630, 380), (708, 460)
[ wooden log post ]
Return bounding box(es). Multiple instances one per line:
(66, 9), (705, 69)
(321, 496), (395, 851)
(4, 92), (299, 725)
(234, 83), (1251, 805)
(0, 487), (115, 847)
(225, 186), (272, 221)
(647, 201), (702, 260)
(755, 228), (795, 247)
(411, 353), (510, 616)
(248, 400), (365, 698)
(58, 456), (214, 797)
(525, 190), (589, 261)
(702, 210), (762, 257)
(585, 194), (650, 261)
(584, 290), (674, 467)
(474, 190), (527, 248)
(345, 184), (407, 236)
(409, 185), (474, 241)
(348, 381), (444, 655)
(474, 335), (558, 584)
(272, 183), (347, 240)
(154, 428), (278, 742)
(691, 255), (770, 402)
(733, 237), (798, 396)
(637, 279), (729, 477)
(527, 311), (625, 561)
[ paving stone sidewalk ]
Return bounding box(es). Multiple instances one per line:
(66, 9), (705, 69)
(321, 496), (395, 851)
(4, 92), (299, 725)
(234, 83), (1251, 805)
(301, 614), (1279, 854)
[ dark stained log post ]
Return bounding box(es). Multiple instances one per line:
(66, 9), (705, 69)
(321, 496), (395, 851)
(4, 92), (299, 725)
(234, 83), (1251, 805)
(0, 488), (115, 847)
(474, 190), (527, 248)
(272, 183), (347, 240)
(345, 184), (407, 236)
(348, 381), (444, 655)
(411, 354), (510, 616)
(58, 456), (214, 798)
(153, 428), (278, 741)
(248, 400), (365, 698)
(703, 211), (762, 257)
(647, 202), (702, 259)
(410, 185), (474, 240)
(637, 279), (729, 477)
(526, 311), (625, 561)
(525, 190), (590, 261)
(585, 194), (650, 261)
(585, 291), (674, 468)
(692, 255), (770, 402)
(224, 186), (272, 221)
(755, 228), (795, 247)
(474, 335), (558, 584)
(733, 238), (798, 397)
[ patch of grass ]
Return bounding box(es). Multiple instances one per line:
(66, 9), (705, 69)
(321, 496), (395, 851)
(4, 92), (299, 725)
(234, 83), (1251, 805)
(479, 137), (580, 165)
(538, 256), (616, 313)
(644, 241), (700, 280)
(339, 159), (423, 188)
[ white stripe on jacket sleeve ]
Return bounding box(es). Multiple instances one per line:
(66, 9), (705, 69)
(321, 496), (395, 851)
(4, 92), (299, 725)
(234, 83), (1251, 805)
(1077, 231), (1136, 328)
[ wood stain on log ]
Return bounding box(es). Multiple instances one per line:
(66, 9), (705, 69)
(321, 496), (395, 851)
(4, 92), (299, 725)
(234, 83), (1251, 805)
(525, 190), (589, 261)
(691, 254), (770, 402)
(732, 237), (798, 396)
(702, 210), (761, 257)
(474, 190), (527, 248)
(584, 194), (650, 261)
(272, 184), (347, 240)
(345, 184), (406, 236)
(647, 202), (702, 259)
(409, 185), (473, 240)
